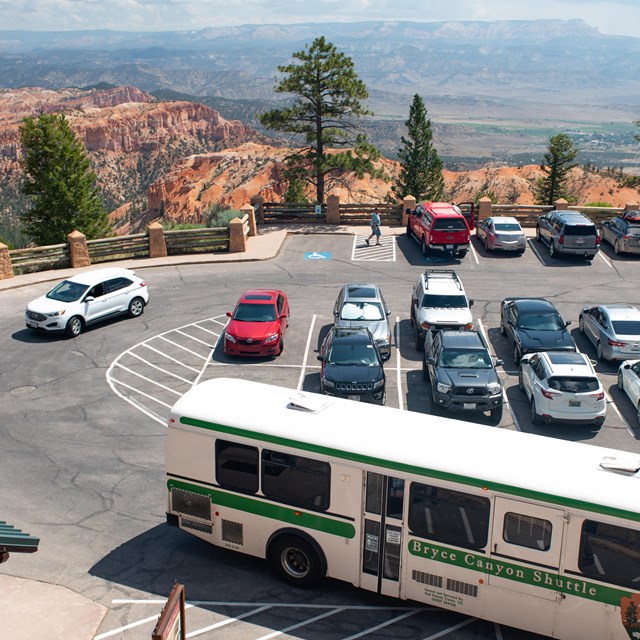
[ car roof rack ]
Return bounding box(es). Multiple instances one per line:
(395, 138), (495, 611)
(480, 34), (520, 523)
(423, 269), (462, 290)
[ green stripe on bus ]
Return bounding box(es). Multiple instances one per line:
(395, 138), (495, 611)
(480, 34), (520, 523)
(180, 416), (640, 524)
(168, 479), (356, 539)
(408, 539), (631, 606)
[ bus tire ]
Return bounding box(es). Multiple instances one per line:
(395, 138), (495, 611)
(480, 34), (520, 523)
(267, 534), (325, 588)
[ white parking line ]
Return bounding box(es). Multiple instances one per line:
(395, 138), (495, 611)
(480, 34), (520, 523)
(297, 314), (317, 390)
(469, 241), (480, 264)
(124, 351), (193, 384)
(420, 618), (477, 640)
(344, 608), (423, 640)
(527, 238), (545, 263)
(598, 251), (613, 268)
(255, 607), (345, 640)
(186, 605), (272, 638)
(395, 316), (404, 410)
(141, 343), (200, 372)
(158, 335), (209, 360)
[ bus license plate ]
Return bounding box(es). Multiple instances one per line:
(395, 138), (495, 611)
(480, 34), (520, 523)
(463, 403), (476, 410)
(569, 400), (581, 407)
(348, 395), (361, 401)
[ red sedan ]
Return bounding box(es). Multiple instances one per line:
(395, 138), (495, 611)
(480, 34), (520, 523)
(224, 289), (289, 357)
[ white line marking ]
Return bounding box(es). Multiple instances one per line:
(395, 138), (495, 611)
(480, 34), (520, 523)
(395, 316), (404, 411)
(107, 377), (174, 408)
(344, 608), (423, 639)
(124, 351), (193, 384)
(255, 607), (345, 640)
(141, 343), (200, 372)
(94, 603), (194, 639)
(158, 335), (209, 360)
(190, 322), (222, 336)
(493, 621), (505, 640)
(598, 251), (613, 268)
(527, 238), (545, 264)
(186, 605), (272, 638)
(420, 618), (477, 640)
(174, 328), (216, 347)
(113, 362), (184, 395)
(193, 331), (223, 388)
(470, 241), (480, 264)
(298, 314), (317, 390)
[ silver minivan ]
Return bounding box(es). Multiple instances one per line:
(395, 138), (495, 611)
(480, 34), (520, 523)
(535, 211), (600, 259)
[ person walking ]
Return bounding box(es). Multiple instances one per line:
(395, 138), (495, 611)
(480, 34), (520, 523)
(365, 208), (382, 245)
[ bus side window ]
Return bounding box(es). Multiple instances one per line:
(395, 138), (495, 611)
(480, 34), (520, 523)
(215, 440), (259, 494)
(579, 520), (640, 588)
(503, 512), (551, 550)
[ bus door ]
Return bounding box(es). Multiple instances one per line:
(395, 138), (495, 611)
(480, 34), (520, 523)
(486, 497), (566, 635)
(360, 471), (405, 598)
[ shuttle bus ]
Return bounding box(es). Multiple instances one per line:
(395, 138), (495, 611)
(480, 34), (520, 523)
(165, 377), (640, 639)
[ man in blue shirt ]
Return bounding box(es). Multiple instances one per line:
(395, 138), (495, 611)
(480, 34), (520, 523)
(365, 209), (382, 246)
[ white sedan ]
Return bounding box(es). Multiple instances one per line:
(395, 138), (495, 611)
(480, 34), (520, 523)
(617, 359), (640, 424)
(519, 351), (606, 427)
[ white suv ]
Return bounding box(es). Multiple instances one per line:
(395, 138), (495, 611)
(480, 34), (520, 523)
(518, 351), (606, 427)
(25, 267), (149, 338)
(410, 269), (474, 348)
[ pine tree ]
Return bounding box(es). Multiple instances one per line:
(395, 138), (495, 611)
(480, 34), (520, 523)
(393, 94), (444, 202)
(533, 133), (579, 205)
(19, 113), (112, 245)
(260, 36), (381, 204)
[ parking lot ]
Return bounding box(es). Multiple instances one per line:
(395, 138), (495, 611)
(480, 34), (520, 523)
(2, 227), (640, 640)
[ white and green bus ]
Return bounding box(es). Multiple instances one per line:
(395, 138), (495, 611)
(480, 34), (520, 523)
(166, 377), (640, 640)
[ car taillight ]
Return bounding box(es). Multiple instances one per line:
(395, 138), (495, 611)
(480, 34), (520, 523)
(464, 323), (474, 330)
(608, 338), (626, 347)
(541, 388), (562, 399)
(559, 235), (564, 245)
(596, 235), (600, 245)
(140, 281), (147, 287)
(590, 391), (605, 401)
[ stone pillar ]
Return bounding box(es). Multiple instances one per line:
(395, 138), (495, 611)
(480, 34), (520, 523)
(402, 195), (416, 226)
(67, 230), (90, 268)
(0, 243), (13, 280)
(624, 202), (639, 213)
(228, 217), (247, 253)
(554, 198), (568, 210)
(147, 222), (167, 258)
(250, 195), (265, 224)
(326, 194), (340, 225)
(241, 203), (257, 237)
(478, 196), (492, 221)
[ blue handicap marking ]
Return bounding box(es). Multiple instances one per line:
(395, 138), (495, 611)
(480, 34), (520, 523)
(305, 251), (332, 260)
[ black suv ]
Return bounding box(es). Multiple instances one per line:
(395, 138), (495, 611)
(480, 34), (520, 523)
(317, 327), (386, 405)
(423, 330), (504, 424)
(500, 297), (576, 364)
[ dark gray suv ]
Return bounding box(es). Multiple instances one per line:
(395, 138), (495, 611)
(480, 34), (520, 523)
(535, 210), (600, 259)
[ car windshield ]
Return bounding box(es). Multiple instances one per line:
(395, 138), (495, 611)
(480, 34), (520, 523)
(439, 349), (492, 369)
(421, 294), (468, 308)
(339, 302), (384, 321)
(611, 320), (640, 335)
(233, 303), (277, 322)
(328, 343), (379, 366)
(517, 313), (565, 331)
(432, 218), (468, 231)
(547, 377), (599, 393)
(46, 280), (89, 302)
(494, 223), (521, 232)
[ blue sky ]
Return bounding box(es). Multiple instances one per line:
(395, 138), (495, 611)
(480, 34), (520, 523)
(2, 0), (639, 36)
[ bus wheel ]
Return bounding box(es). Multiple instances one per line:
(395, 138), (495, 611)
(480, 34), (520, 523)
(268, 535), (324, 587)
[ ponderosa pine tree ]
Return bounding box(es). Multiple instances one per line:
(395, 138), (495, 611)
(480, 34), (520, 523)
(533, 133), (579, 205)
(19, 113), (111, 245)
(393, 94), (444, 202)
(260, 36), (381, 203)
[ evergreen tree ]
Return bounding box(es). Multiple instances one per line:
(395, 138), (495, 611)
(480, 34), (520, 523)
(19, 113), (111, 245)
(533, 133), (579, 205)
(393, 94), (444, 201)
(260, 36), (381, 203)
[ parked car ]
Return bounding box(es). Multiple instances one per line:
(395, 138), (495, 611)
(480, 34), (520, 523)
(333, 283), (392, 360)
(410, 269), (473, 348)
(25, 267), (149, 338)
(406, 201), (470, 259)
(519, 351), (606, 427)
(224, 289), (289, 357)
(600, 214), (640, 255)
(578, 303), (640, 361)
(475, 216), (527, 253)
(617, 359), (640, 424)
(500, 297), (576, 364)
(423, 329), (504, 424)
(317, 327), (386, 404)
(535, 210), (600, 259)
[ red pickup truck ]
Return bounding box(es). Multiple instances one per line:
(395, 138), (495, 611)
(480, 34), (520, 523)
(406, 202), (471, 259)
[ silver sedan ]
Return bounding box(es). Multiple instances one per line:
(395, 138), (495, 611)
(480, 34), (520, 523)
(578, 303), (640, 361)
(476, 216), (527, 253)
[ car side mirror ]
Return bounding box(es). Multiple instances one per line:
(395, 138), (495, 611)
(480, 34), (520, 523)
(495, 358), (504, 367)
(386, 310), (391, 317)
(624, 364), (631, 369)
(565, 320), (572, 327)
(226, 311), (232, 318)
(85, 296), (95, 302)
(426, 357), (435, 365)
(317, 355), (324, 362)
(469, 299), (474, 307)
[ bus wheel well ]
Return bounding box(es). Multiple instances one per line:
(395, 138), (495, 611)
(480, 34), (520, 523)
(266, 529), (327, 587)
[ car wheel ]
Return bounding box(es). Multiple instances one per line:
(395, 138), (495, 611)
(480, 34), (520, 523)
(268, 535), (324, 588)
(637, 402), (640, 426)
(596, 341), (605, 361)
(549, 242), (555, 257)
(518, 366), (525, 391)
(513, 343), (521, 365)
(422, 358), (429, 381)
(490, 404), (503, 425)
(578, 315), (585, 333)
(278, 337), (284, 355)
(585, 255), (595, 261)
(65, 316), (83, 338)
(530, 398), (541, 425)
(421, 238), (429, 257)
(617, 370), (624, 391)
(614, 240), (621, 255)
(500, 321), (506, 337)
(406, 223), (412, 237)
(535, 226), (541, 241)
(127, 297), (145, 318)
(484, 236), (490, 252)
